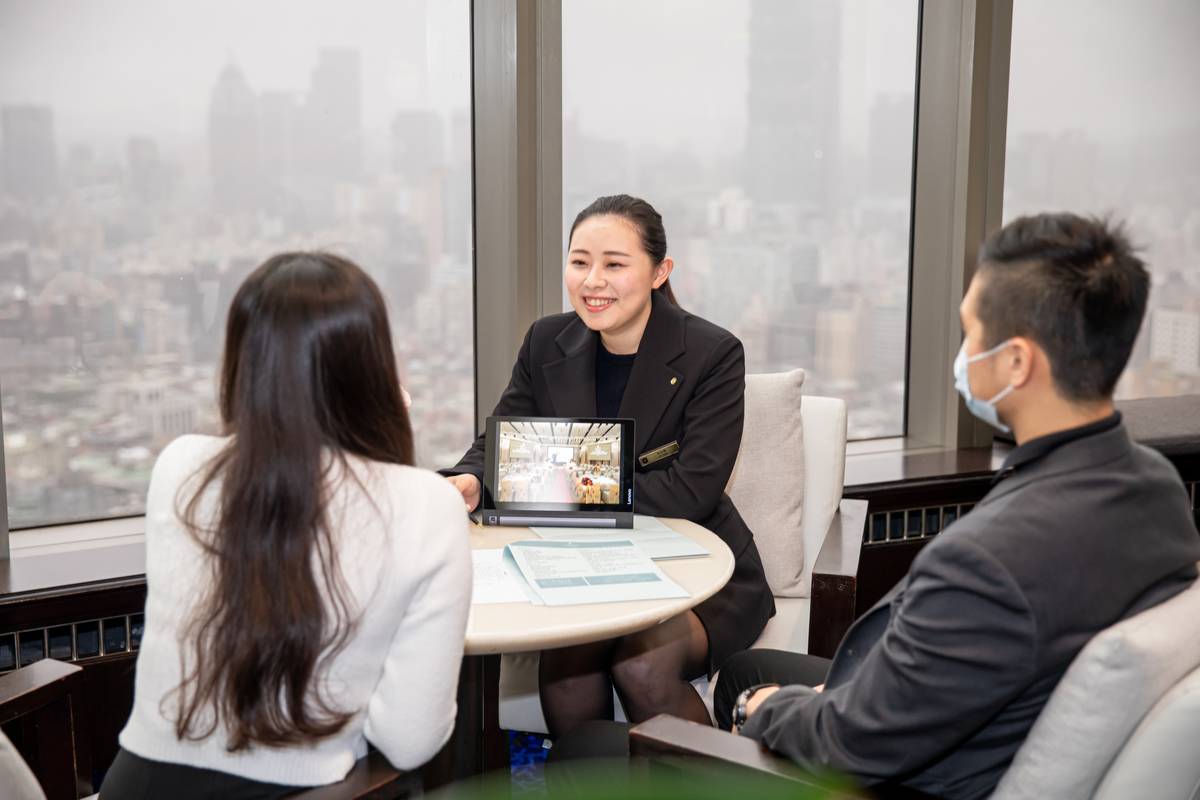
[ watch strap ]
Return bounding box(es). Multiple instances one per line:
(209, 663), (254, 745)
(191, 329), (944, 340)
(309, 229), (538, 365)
(732, 682), (779, 731)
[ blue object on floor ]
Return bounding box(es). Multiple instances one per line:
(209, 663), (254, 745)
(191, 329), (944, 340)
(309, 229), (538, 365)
(509, 730), (552, 795)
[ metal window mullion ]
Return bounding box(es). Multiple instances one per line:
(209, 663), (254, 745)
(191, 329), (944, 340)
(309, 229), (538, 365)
(535, 1), (563, 319)
(906, 0), (1014, 449)
(0, 374), (9, 560)
(470, 0), (563, 434)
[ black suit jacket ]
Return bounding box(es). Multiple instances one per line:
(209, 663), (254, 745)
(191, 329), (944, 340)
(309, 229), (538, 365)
(741, 418), (1200, 800)
(446, 293), (775, 664)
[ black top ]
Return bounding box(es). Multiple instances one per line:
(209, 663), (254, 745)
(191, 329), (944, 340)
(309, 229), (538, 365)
(594, 339), (637, 418)
(993, 411), (1122, 483)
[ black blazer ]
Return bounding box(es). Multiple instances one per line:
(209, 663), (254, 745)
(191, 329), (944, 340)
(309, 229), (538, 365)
(741, 418), (1200, 800)
(447, 291), (758, 558)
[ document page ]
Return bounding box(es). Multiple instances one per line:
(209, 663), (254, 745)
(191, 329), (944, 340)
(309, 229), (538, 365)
(472, 548), (538, 605)
(530, 515), (709, 560)
(503, 540), (689, 606)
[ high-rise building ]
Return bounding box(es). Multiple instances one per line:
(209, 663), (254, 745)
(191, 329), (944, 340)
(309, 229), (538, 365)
(304, 48), (363, 183)
(208, 63), (260, 212)
(0, 247), (32, 343)
(1150, 307), (1200, 376)
(258, 90), (299, 185)
(1005, 131), (1098, 216)
(744, 0), (840, 209)
(391, 109), (445, 178)
(867, 303), (908, 379)
(815, 305), (861, 383)
(868, 94), (914, 198)
(444, 109), (474, 260)
(126, 137), (168, 204)
(1, 105), (59, 200)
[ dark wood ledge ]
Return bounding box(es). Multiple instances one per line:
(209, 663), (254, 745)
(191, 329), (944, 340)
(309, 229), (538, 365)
(1, 544), (147, 630)
(845, 395), (1200, 502)
(845, 446), (1005, 493)
(1118, 395), (1200, 456)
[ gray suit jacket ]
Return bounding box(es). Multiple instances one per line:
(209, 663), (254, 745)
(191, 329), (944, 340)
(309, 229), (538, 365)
(742, 418), (1200, 800)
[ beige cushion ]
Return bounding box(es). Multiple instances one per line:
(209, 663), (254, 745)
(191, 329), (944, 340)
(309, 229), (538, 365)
(0, 729), (45, 800)
(992, 574), (1200, 800)
(1093, 665), (1200, 800)
(726, 369), (806, 596)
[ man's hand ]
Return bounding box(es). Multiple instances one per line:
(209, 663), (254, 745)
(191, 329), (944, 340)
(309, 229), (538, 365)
(733, 685), (784, 733)
(446, 474), (481, 512)
(745, 685), (782, 718)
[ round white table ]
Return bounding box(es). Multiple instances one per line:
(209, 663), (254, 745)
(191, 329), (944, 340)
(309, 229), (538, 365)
(464, 517), (735, 655)
(434, 517), (733, 783)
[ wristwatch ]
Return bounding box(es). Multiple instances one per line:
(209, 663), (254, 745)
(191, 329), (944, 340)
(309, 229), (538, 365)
(731, 683), (779, 732)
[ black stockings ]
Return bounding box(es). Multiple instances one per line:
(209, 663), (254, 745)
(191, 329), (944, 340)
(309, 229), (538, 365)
(539, 611), (711, 738)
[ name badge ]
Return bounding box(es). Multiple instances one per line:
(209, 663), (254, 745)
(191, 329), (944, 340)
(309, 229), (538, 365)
(638, 440), (680, 467)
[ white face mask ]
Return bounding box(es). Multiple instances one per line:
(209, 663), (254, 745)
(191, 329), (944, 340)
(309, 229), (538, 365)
(953, 339), (1015, 433)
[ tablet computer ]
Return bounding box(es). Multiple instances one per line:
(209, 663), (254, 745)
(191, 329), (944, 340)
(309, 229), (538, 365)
(479, 416), (635, 528)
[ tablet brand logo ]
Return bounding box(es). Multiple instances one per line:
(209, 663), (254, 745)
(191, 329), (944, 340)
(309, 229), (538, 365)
(627, 489), (633, 504)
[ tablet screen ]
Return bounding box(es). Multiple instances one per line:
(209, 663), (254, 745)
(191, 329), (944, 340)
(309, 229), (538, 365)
(483, 416), (635, 514)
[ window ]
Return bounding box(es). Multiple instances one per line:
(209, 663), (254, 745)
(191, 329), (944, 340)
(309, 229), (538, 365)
(561, 0), (919, 438)
(1005, 0), (1200, 399)
(0, 0), (474, 531)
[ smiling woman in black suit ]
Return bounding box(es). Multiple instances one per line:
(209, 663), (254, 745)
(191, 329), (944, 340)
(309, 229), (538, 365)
(442, 194), (775, 736)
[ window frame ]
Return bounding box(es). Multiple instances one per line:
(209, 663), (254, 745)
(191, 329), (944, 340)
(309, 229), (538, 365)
(26, 0), (1184, 554)
(0, 374), (8, 557)
(904, 0), (1014, 450)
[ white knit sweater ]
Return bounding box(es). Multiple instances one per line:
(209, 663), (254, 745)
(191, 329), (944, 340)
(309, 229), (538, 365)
(118, 434), (472, 786)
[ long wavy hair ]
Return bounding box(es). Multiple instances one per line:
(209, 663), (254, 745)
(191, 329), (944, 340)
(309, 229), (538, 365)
(172, 251), (414, 751)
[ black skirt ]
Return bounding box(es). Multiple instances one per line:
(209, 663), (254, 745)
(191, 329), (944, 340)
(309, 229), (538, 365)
(692, 533), (776, 676)
(100, 749), (300, 799)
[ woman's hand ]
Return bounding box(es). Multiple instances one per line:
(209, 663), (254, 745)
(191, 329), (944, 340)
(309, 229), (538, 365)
(446, 474), (481, 512)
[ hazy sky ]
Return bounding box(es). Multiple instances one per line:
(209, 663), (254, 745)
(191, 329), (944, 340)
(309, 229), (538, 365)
(0, 0), (470, 153)
(2, 0), (1196, 158)
(563, 0), (920, 157)
(1007, 0), (1200, 140)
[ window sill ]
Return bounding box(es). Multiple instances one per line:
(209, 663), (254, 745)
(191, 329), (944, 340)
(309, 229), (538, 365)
(844, 395), (1200, 490)
(9, 517), (145, 559)
(845, 444), (1007, 491)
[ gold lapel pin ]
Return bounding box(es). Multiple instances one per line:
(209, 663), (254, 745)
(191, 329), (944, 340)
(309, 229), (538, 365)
(670, 377), (678, 385)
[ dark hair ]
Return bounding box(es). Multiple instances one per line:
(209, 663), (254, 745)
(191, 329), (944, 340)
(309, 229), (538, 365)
(568, 194), (679, 305)
(174, 251), (414, 751)
(976, 213), (1149, 402)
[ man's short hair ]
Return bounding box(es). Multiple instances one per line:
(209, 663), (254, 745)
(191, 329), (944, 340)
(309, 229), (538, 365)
(976, 213), (1149, 402)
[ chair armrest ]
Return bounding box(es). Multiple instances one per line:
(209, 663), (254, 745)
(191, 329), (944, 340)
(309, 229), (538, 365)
(630, 714), (811, 780)
(629, 714), (939, 800)
(0, 658), (94, 798)
(808, 499), (867, 659)
(289, 749), (417, 800)
(629, 715), (861, 797)
(0, 658), (83, 724)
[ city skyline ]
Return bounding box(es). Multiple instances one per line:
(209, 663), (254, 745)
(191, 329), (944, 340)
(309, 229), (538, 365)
(3, 0), (1200, 530)
(1, 20), (476, 530)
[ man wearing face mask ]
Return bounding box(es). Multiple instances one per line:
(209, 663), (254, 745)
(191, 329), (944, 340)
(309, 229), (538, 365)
(713, 213), (1200, 800)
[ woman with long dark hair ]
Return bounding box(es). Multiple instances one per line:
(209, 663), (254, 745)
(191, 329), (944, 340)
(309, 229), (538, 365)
(102, 253), (471, 797)
(443, 195), (774, 737)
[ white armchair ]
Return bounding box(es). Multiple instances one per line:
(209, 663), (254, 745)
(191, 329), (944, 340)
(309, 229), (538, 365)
(631, 569), (1200, 800)
(497, 370), (864, 734)
(0, 729), (44, 800)
(993, 570), (1200, 800)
